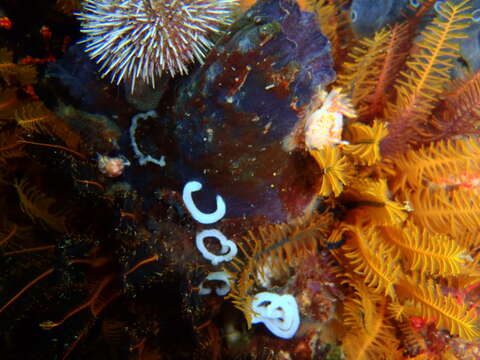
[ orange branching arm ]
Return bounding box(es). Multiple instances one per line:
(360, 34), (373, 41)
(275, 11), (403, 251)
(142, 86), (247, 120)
(0, 268), (54, 313)
(0, 48), (37, 84)
(360, 22), (410, 120)
(396, 276), (480, 340)
(40, 275), (114, 329)
(125, 254), (159, 276)
(3, 245), (54, 256)
(312, 0), (352, 68)
(381, 0), (472, 155)
(18, 139), (86, 160)
(408, 187), (480, 237)
(0, 224), (17, 246)
(337, 28), (392, 109)
(429, 72), (480, 141)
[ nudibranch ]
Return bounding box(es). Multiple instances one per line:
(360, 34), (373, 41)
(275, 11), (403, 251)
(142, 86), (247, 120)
(304, 87), (357, 150)
(129, 0), (336, 222)
(97, 154), (130, 177)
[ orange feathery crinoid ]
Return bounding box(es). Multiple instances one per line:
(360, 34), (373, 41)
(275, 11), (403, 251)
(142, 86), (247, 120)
(388, 136), (480, 193)
(380, 221), (468, 276)
(408, 187), (480, 237)
(337, 28), (392, 110)
(358, 22), (411, 120)
(381, 0), (472, 155)
(0, 48), (37, 85)
(336, 223), (400, 298)
(226, 212), (333, 326)
(311, 0), (352, 67)
(342, 119), (388, 166)
(310, 146), (353, 197)
(15, 101), (83, 151)
(341, 279), (399, 360)
(14, 178), (66, 232)
(428, 71), (480, 141)
(396, 276), (480, 341)
(342, 178), (409, 225)
(296, 0), (480, 357)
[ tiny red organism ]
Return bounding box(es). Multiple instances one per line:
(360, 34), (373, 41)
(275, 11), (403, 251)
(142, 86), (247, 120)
(0, 17), (12, 30)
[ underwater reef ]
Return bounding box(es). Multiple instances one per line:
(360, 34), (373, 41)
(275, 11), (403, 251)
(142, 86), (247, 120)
(1, 0), (480, 359)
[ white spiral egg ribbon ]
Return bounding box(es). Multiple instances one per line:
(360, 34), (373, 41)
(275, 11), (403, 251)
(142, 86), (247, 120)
(251, 292), (300, 339)
(182, 181), (226, 224)
(196, 229), (238, 265)
(198, 271), (232, 296)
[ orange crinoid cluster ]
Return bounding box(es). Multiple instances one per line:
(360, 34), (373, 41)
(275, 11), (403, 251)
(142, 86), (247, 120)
(226, 0), (480, 358)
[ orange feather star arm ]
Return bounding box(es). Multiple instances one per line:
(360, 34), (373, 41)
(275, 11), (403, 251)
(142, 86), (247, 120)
(333, 223), (400, 298)
(342, 119), (388, 166)
(311, 0), (352, 68)
(0, 48), (37, 85)
(381, 0), (472, 155)
(388, 136), (480, 194)
(380, 222), (468, 276)
(396, 276), (480, 341)
(15, 101), (83, 151)
(310, 146), (353, 197)
(341, 179), (409, 225)
(337, 28), (392, 110)
(226, 212), (332, 327)
(429, 71), (480, 140)
(342, 297), (399, 360)
(359, 22), (411, 120)
(14, 178), (66, 232)
(408, 187), (480, 236)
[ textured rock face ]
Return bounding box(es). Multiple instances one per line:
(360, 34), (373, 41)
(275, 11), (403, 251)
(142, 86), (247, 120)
(134, 0), (336, 222)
